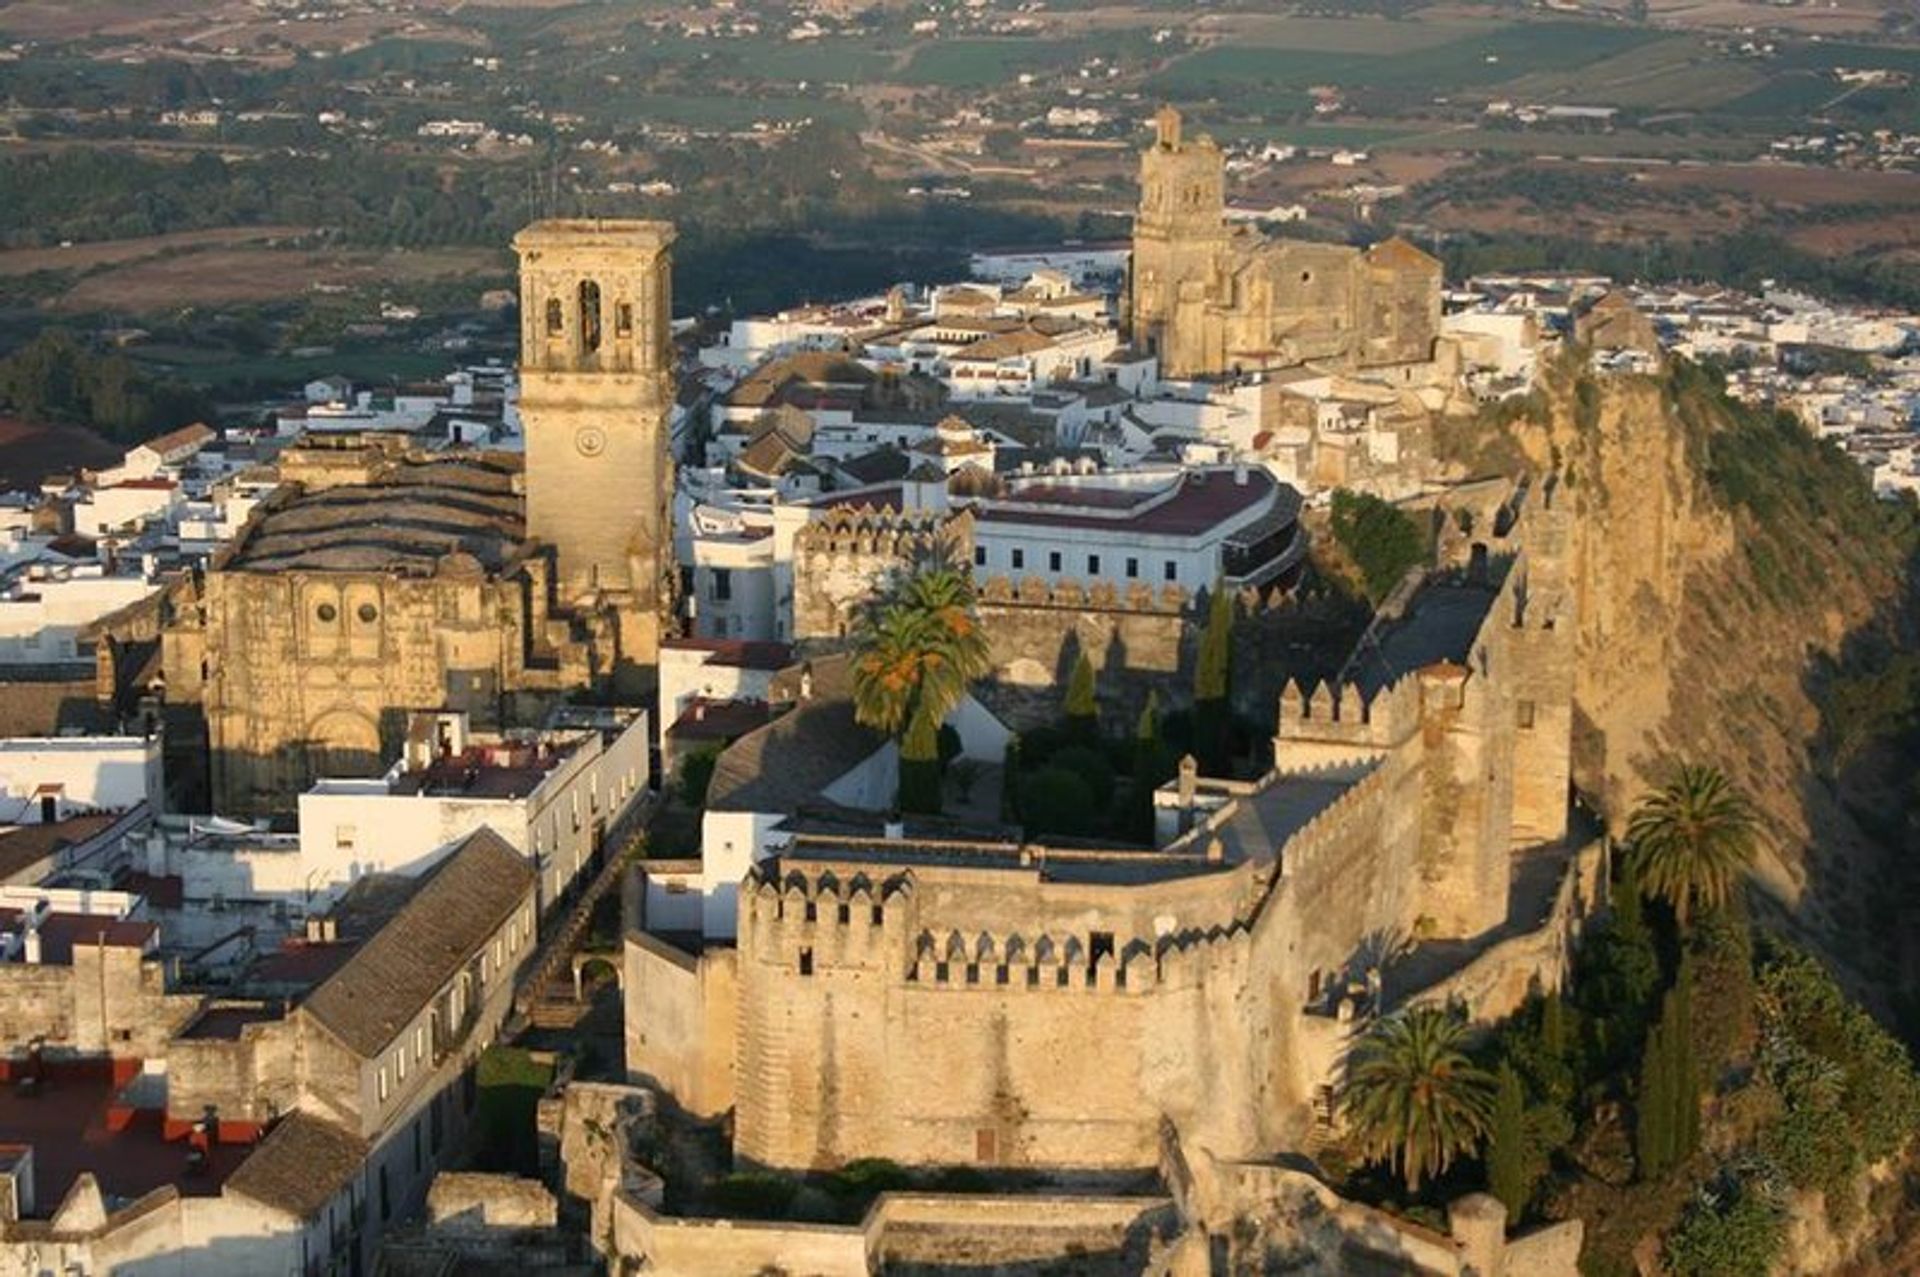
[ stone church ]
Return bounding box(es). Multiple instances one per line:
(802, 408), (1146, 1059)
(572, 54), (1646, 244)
(1128, 107), (1444, 380)
(156, 220), (679, 814)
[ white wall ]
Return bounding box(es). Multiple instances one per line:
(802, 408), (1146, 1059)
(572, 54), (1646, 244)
(699, 810), (792, 940)
(0, 737), (159, 818)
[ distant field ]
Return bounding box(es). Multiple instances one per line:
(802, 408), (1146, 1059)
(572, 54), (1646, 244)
(0, 226), (314, 278)
(1194, 14), (1500, 55)
(136, 348), (457, 391)
(902, 35), (1155, 88)
(1153, 23), (1669, 103)
(1497, 36), (1765, 110)
(50, 243), (504, 313)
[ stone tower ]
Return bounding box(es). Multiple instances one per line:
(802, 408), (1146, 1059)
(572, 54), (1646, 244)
(515, 219), (677, 686)
(1129, 106), (1228, 377)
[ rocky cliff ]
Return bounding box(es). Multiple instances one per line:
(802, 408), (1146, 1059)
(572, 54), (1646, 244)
(1441, 359), (1919, 1020)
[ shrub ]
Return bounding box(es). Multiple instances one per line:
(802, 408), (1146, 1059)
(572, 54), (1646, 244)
(1329, 489), (1426, 603)
(706, 1172), (799, 1219)
(678, 747), (721, 806)
(1664, 1177), (1785, 1277)
(1019, 766), (1094, 837)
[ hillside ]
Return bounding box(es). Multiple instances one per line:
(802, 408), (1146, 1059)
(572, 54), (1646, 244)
(1441, 359), (1920, 1028)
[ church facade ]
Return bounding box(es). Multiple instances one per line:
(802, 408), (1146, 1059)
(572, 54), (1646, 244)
(1128, 107), (1444, 380)
(157, 220), (679, 814)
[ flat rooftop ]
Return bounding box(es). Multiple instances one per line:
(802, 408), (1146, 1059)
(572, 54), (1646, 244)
(978, 468), (1291, 537)
(1343, 578), (1502, 698)
(1208, 766), (1371, 868)
(226, 455), (523, 575)
(0, 1070), (249, 1212)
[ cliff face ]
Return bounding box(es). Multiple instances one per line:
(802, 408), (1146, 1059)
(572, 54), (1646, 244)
(1448, 364), (1918, 1004)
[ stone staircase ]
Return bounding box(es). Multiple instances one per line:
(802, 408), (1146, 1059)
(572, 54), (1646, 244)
(511, 792), (656, 1026)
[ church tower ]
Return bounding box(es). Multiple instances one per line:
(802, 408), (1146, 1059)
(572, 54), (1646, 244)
(514, 220), (677, 684)
(1129, 106), (1228, 377)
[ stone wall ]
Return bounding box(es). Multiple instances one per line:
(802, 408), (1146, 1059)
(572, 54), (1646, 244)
(623, 925), (737, 1119)
(0, 947), (198, 1064)
(607, 1188), (1176, 1277)
(791, 506), (969, 642)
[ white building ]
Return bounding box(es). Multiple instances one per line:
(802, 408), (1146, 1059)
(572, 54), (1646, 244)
(0, 736), (161, 826)
(0, 563), (158, 665)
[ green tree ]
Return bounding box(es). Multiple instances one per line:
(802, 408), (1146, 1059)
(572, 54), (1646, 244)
(1343, 1004), (1496, 1192)
(1626, 764), (1759, 926)
(1063, 651), (1098, 740)
(1329, 489), (1426, 602)
(850, 565), (992, 815)
(1635, 1013), (1675, 1179)
(1193, 584), (1233, 775)
(1487, 1061), (1529, 1216)
(1636, 970), (1699, 1181)
(1129, 691), (1174, 842)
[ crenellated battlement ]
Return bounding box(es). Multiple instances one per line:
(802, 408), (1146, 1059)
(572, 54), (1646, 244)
(975, 574), (1188, 616)
(791, 505), (968, 562)
(1276, 670), (1422, 748)
(901, 919), (1252, 995)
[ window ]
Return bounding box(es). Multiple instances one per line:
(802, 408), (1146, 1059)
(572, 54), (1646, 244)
(1088, 554), (1101, 575)
(1126, 557), (1139, 579)
(1011, 549), (1025, 570)
(415, 1026), (426, 1061)
(799, 947), (814, 976)
(615, 302), (633, 336)
(711, 568), (732, 602)
(380, 1166), (390, 1222)
(335, 825), (356, 852)
(316, 602), (338, 623)
(378, 1067), (390, 1102)
(413, 1122), (422, 1175)
(1048, 551), (1062, 572)
(545, 298), (563, 336)
(1517, 699), (1537, 730)
(1164, 561), (1178, 582)
(357, 603), (378, 624)
(395, 1046), (407, 1082)
(976, 1128), (998, 1162)
(579, 280), (602, 351)
(973, 546), (986, 567)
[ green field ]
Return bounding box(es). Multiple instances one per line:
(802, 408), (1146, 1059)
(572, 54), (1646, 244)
(134, 347), (456, 392)
(902, 34), (1156, 88)
(1154, 23), (1670, 101)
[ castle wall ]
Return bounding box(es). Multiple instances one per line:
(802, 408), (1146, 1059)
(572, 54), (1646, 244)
(975, 576), (1188, 691)
(732, 856), (1279, 1171)
(624, 930), (737, 1120)
(0, 948), (196, 1064)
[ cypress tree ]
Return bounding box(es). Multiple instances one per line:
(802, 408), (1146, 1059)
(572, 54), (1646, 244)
(1636, 1016), (1674, 1179)
(1130, 692), (1170, 842)
(1541, 992), (1566, 1060)
(1193, 584), (1233, 775)
(1671, 963), (1700, 1163)
(1064, 651), (1098, 740)
(1488, 1061), (1530, 1218)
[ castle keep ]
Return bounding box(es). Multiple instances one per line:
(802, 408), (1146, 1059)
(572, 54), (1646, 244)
(1128, 107), (1443, 380)
(630, 487), (1592, 1174)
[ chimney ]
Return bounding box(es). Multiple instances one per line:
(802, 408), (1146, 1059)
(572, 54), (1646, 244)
(1177, 754), (1198, 806)
(21, 916), (41, 966)
(1234, 463), (1249, 485)
(883, 820), (905, 841)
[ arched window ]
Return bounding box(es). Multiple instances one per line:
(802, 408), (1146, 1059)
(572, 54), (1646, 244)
(544, 297), (563, 336)
(579, 280), (602, 352)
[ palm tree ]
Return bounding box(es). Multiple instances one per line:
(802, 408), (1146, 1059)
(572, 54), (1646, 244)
(850, 565), (992, 814)
(1625, 764), (1758, 927)
(1342, 1003), (1496, 1193)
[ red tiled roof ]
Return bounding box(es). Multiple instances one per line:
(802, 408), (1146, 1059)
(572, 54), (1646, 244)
(662, 638), (794, 671)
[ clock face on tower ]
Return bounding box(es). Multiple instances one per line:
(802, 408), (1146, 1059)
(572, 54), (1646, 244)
(574, 426), (607, 458)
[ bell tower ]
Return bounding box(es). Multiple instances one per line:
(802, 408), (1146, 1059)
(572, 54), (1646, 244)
(514, 219), (676, 680)
(1129, 106), (1229, 378)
